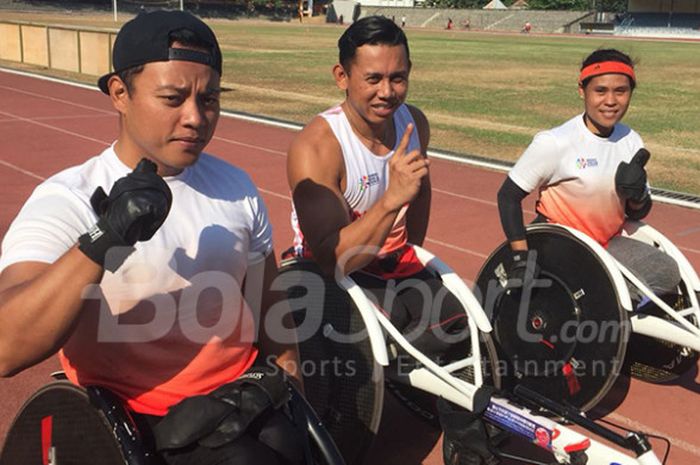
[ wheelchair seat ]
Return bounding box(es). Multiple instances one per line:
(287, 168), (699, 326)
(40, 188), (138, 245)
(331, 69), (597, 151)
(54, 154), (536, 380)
(475, 226), (629, 412)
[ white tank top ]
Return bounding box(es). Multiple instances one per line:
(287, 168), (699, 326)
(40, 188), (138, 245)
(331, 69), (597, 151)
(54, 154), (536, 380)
(291, 103), (421, 258)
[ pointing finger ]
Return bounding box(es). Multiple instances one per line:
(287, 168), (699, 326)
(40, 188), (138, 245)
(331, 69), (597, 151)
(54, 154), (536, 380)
(396, 123), (414, 156)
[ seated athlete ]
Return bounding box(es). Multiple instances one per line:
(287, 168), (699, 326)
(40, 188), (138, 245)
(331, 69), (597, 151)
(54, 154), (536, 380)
(286, 15), (469, 360)
(0, 11), (304, 464)
(286, 15), (498, 465)
(497, 48), (680, 302)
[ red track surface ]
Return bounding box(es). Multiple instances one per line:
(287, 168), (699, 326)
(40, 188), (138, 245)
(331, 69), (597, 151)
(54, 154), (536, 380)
(0, 69), (698, 464)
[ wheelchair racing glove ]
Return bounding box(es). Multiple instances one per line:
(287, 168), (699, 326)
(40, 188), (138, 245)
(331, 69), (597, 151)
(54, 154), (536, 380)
(615, 148), (651, 203)
(78, 158), (172, 272)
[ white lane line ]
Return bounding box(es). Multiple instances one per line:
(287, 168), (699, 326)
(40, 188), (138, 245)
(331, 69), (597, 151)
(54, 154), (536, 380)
(258, 188), (291, 201)
(0, 84), (114, 115)
(0, 114), (114, 124)
(678, 246), (700, 255)
(0, 67), (98, 91)
(424, 238), (488, 259)
(212, 135), (286, 156)
(432, 187), (498, 207)
(0, 160), (45, 181)
(0, 109), (111, 146)
(676, 226), (700, 237)
(607, 411), (700, 457)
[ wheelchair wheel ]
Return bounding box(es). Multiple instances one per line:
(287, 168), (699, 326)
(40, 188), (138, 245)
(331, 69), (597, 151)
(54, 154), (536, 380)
(278, 260), (383, 465)
(384, 331), (502, 428)
(0, 381), (144, 465)
(626, 291), (699, 383)
(475, 227), (629, 412)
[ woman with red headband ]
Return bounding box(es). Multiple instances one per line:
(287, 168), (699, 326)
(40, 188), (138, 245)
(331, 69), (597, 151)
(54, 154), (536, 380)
(496, 48), (679, 300)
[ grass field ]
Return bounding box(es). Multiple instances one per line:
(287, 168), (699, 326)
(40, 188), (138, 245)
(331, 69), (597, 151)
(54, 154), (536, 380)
(1, 10), (699, 194)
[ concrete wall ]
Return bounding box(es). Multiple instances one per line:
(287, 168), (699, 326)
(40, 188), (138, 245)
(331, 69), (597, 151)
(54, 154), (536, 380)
(79, 31), (111, 76)
(0, 21), (116, 76)
(48, 28), (79, 72)
(21, 25), (49, 67)
(0, 23), (22, 62)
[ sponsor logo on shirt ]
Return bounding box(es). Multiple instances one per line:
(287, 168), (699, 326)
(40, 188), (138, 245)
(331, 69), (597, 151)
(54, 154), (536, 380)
(575, 157), (599, 169)
(358, 173), (380, 192)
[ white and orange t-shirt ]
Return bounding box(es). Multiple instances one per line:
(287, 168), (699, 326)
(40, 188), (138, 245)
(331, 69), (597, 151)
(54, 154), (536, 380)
(508, 114), (645, 246)
(291, 103), (424, 278)
(0, 146), (273, 415)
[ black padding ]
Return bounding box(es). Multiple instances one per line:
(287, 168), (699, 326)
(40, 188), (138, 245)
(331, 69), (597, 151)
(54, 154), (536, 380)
(277, 260), (383, 465)
(497, 176), (530, 242)
(0, 382), (141, 465)
(475, 227), (629, 412)
(153, 366), (292, 451)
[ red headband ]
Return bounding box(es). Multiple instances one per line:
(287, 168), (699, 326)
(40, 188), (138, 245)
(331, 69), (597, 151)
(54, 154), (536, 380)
(578, 61), (636, 85)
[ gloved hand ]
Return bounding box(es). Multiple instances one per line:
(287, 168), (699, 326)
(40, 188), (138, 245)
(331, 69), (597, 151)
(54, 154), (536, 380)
(615, 148), (651, 203)
(507, 249), (540, 291)
(78, 158), (172, 271)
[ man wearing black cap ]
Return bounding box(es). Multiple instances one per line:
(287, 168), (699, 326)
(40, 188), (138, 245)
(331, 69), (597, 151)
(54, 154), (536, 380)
(0, 11), (302, 464)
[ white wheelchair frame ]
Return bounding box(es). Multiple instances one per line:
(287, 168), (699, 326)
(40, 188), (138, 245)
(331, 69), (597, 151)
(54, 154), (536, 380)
(332, 221), (700, 465)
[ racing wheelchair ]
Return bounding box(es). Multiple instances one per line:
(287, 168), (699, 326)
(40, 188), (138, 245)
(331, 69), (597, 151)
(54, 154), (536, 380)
(278, 221), (700, 465)
(0, 373), (345, 465)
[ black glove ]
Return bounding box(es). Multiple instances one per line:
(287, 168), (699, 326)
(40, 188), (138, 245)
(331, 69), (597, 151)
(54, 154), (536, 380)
(507, 249), (540, 291)
(78, 158), (172, 271)
(615, 148), (650, 203)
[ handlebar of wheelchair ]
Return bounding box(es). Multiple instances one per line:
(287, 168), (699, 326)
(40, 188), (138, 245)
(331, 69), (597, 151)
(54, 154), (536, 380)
(513, 385), (654, 459)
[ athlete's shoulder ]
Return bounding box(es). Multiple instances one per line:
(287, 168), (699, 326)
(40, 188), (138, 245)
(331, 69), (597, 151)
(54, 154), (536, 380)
(287, 115), (343, 191)
(40, 147), (117, 202)
(546, 115), (581, 139)
(192, 153), (259, 196)
(611, 122), (642, 145)
(404, 103), (430, 151)
(289, 115), (342, 165)
(404, 103), (428, 128)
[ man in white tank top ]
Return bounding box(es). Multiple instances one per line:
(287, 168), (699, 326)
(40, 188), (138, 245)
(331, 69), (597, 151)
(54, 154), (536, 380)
(287, 15), (472, 353)
(287, 16), (497, 464)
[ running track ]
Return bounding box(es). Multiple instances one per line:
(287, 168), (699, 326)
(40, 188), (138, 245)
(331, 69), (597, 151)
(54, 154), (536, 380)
(0, 69), (698, 465)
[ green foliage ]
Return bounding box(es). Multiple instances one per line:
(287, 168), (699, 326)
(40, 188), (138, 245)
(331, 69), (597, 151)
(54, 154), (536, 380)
(526, 0), (590, 10)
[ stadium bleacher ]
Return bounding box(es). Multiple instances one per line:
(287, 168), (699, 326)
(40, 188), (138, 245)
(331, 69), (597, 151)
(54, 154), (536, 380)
(360, 6), (594, 33)
(616, 12), (700, 37)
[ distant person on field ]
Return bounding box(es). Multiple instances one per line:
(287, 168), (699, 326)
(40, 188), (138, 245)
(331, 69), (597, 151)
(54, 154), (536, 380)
(497, 48), (680, 301)
(521, 21), (532, 33)
(0, 11), (305, 464)
(446, 17), (453, 29)
(401, 16), (406, 27)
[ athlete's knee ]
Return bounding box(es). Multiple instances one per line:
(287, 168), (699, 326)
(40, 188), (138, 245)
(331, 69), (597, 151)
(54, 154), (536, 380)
(648, 253), (681, 295)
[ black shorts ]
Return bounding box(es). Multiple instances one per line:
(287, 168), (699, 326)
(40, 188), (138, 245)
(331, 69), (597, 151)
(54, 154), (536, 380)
(350, 268), (470, 358)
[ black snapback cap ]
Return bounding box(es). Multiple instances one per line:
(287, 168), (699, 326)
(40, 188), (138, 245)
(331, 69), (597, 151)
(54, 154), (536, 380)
(98, 10), (222, 94)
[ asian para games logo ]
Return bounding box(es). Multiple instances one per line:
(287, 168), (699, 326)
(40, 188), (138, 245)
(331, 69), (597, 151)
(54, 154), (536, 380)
(358, 173), (380, 192)
(575, 157), (599, 169)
